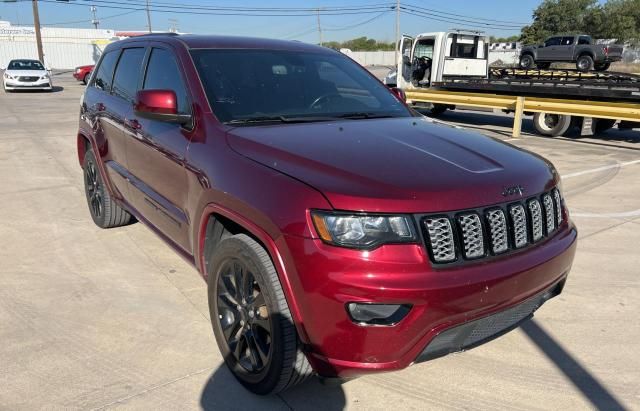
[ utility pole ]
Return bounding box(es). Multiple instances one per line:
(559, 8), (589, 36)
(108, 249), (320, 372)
(316, 8), (322, 46)
(31, 0), (44, 63)
(91, 5), (99, 30)
(145, 0), (152, 33)
(395, 0), (400, 63)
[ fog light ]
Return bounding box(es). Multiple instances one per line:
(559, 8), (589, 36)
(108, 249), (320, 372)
(346, 303), (411, 326)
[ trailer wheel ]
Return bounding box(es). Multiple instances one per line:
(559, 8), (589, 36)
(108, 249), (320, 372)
(427, 104), (448, 116)
(533, 113), (572, 137)
(576, 55), (594, 72)
(519, 54), (534, 69)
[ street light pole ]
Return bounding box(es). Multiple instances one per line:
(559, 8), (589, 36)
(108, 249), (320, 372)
(31, 0), (44, 63)
(316, 8), (323, 46)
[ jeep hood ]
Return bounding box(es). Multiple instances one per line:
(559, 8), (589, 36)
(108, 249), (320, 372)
(225, 117), (558, 213)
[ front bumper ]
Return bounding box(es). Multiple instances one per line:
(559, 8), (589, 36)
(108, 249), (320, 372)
(4, 78), (52, 90)
(282, 220), (577, 378)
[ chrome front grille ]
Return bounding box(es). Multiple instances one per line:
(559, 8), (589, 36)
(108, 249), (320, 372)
(486, 209), (508, 254)
(422, 189), (564, 265)
(19, 76), (39, 82)
(424, 217), (456, 263)
(458, 213), (484, 259)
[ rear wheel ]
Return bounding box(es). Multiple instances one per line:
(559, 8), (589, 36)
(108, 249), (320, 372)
(83, 148), (133, 228)
(593, 62), (610, 72)
(208, 234), (312, 395)
(594, 118), (616, 134)
(533, 112), (572, 137)
(576, 55), (594, 72)
(82, 73), (90, 85)
(519, 54), (535, 69)
(427, 103), (448, 116)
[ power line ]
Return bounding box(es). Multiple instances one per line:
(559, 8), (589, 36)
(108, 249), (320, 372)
(400, 7), (524, 30)
(403, 2), (529, 25)
(42, 10), (140, 26)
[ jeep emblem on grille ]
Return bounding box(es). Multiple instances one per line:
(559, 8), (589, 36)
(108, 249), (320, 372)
(502, 185), (525, 197)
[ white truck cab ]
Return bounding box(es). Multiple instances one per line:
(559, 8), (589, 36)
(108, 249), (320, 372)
(396, 30), (489, 89)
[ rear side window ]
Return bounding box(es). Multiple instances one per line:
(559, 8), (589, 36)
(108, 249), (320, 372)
(93, 50), (119, 92)
(578, 36), (591, 45)
(561, 37), (574, 45)
(143, 48), (189, 114)
(112, 48), (145, 103)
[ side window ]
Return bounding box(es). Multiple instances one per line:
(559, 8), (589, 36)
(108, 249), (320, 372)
(545, 37), (561, 47)
(578, 36), (591, 45)
(561, 37), (575, 46)
(143, 48), (189, 115)
(112, 48), (146, 103)
(93, 50), (119, 92)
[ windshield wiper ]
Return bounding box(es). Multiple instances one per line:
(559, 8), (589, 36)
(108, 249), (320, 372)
(227, 115), (335, 125)
(336, 112), (395, 120)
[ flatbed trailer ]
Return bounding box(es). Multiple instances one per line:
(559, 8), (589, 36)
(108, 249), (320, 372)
(397, 31), (640, 137)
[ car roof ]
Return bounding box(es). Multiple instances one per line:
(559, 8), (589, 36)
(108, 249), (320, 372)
(109, 34), (333, 54)
(9, 59), (42, 63)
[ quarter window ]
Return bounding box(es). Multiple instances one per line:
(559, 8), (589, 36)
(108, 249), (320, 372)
(93, 51), (119, 92)
(561, 37), (575, 46)
(112, 48), (145, 102)
(143, 48), (189, 114)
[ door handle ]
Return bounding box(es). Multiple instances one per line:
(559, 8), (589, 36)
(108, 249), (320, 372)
(125, 118), (142, 130)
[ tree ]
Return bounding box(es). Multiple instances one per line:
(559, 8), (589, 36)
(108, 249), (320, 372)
(520, 0), (601, 44)
(322, 37), (394, 51)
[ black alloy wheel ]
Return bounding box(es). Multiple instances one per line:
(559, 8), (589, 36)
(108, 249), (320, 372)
(84, 158), (103, 219)
(216, 258), (272, 374)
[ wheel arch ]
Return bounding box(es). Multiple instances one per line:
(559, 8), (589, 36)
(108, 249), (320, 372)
(197, 204), (311, 344)
(577, 50), (595, 59)
(77, 132), (91, 167)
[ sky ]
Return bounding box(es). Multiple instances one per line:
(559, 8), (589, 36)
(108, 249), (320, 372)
(0, 0), (544, 42)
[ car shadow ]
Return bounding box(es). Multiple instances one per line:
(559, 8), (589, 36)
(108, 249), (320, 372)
(521, 319), (627, 411)
(5, 86), (64, 93)
(200, 365), (347, 411)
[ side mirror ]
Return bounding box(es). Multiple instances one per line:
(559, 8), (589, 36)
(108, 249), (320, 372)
(134, 89), (191, 124)
(389, 87), (406, 103)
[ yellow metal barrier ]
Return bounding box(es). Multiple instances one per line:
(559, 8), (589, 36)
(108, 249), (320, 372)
(405, 89), (640, 138)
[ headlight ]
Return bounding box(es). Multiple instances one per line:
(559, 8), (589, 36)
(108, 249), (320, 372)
(311, 211), (417, 249)
(4, 73), (13, 80)
(40, 74), (49, 79)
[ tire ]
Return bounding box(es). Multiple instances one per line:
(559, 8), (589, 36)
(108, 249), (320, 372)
(594, 62), (610, 72)
(82, 73), (89, 85)
(83, 148), (133, 228)
(536, 62), (551, 70)
(594, 118), (616, 134)
(533, 112), (572, 137)
(519, 54), (535, 69)
(427, 103), (448, 116)
(576, 55), (594, 72)
(208, 234), (312, 395)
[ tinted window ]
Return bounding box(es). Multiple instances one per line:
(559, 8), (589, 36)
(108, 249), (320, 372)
(143, 48), (189, 114)
(112, 48), (145, 102)
(93, 51), (119, 92)
(191, 49), (410, 124)
(8, 60), (44, 70)
(561, 37), (575, 46)
(545, 37), (562, 46)
(578, 36), (591, 45)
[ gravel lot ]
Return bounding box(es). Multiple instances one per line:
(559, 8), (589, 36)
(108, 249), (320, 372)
(1, 72), (639, 410)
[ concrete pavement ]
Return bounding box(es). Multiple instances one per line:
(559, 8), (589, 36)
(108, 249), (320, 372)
(0, 73), (638, 410)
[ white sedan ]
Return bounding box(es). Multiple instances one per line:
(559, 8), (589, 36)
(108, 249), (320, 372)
(2, 59), (53, 91)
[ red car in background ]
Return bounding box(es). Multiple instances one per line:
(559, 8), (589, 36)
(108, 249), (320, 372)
(73, 64), (94, 84)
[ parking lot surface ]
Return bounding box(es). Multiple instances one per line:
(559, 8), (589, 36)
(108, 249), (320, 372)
(1, 73), (639, 410)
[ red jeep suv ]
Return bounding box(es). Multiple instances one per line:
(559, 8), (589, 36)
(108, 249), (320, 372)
(77, 34), (577, 394)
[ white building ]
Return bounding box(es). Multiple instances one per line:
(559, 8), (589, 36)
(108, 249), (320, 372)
(0, 20), (116, 69)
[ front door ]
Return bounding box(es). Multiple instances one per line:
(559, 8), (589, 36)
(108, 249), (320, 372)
(397, 35), (414, 88)
(125, 45), (193, 253)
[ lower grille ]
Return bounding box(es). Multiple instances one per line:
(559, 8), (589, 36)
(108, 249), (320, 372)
(415, 279), (565, 363)
(421, 188), (564, 265)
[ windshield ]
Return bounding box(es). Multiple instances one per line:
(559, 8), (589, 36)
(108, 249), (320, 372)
(190, 48), (411, 124)
(8, 60), (45, 71)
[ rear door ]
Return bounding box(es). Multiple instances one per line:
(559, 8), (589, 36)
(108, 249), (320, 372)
(442, 34), (488, 78)
(83, 48), (131, 200)
(555, 36), (576, 60)
(125, 45), (193, 253)
(396, 35), (414, 88)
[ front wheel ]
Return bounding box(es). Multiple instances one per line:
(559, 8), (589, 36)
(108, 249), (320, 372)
(208, 234), (312, 395)
(533, 112), (572, 137)
(82, 73), (90, 85)
(519, 54), (535, 69)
